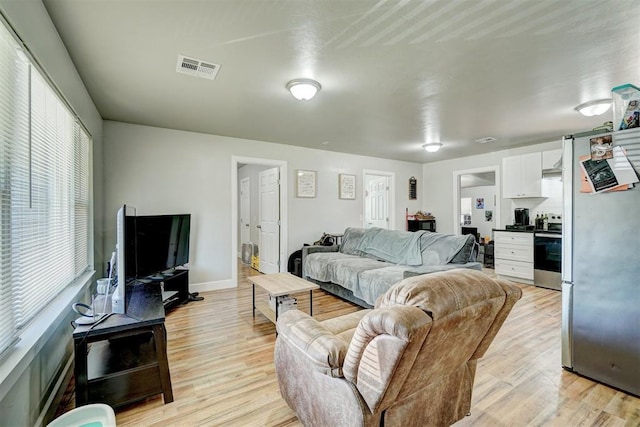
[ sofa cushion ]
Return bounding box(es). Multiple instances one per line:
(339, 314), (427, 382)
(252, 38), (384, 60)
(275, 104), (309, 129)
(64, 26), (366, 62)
(449, 234), (476, 263)
(339, 227), (368, 256)
(356, 266), (408, 306)
(356, 228), (425, 266)
(304, 252), (360, 282)
(420, 233), (475, 265)
(328, 257), (392, 293)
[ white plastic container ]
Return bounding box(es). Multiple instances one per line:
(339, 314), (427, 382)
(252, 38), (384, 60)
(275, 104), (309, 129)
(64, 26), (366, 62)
(96, 278), (111, 294)
(611, 83), (640, 130)
(47, 403), (116, 427)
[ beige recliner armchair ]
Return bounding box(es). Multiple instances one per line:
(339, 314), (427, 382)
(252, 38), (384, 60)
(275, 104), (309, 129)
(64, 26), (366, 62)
(274, 269), (522, 427)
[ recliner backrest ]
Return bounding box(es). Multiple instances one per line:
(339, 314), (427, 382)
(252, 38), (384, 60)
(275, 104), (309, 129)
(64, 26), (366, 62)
(374, 268), (521, 401)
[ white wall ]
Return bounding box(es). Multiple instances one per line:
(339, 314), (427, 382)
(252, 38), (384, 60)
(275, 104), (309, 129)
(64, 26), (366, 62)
(461, 185), (496, 239)
(423, 140), (562, 234)
(104, 121), (423, 287)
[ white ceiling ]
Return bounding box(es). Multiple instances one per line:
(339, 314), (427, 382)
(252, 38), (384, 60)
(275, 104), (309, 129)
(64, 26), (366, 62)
(42, 0), (640, 163)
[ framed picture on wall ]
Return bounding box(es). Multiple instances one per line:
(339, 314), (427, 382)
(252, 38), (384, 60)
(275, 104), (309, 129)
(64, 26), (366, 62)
(339, 174), (356, 199)
(296, 170), (316, 198)
(476, 197), (485, 209)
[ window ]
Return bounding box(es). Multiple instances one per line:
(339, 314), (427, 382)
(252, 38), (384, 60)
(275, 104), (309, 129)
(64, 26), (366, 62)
(460, 197), (472, 225)
(0, 22), (91, 356)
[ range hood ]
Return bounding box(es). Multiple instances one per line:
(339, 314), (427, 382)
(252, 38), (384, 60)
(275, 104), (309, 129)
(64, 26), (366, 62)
(542, 156), (562, 177)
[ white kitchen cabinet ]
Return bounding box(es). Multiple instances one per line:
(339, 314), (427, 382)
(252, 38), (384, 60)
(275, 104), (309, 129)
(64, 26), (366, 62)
(502, 152), (545, 198)
(494, 231), (534, 282)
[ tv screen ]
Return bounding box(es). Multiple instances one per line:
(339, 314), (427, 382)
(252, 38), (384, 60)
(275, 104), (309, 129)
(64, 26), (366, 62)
(133, 214), (191, 278)
(124, 215), (138, 280)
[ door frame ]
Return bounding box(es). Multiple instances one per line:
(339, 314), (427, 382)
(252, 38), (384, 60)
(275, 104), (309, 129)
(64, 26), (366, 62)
(452, 166), (501, 235)
(231, 156), (288, 286)
(239, 176), (250, 255)
(362, 169), (396, 230)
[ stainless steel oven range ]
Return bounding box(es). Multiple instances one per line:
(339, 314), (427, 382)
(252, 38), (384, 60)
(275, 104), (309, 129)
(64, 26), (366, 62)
(534, 231), (561, 290)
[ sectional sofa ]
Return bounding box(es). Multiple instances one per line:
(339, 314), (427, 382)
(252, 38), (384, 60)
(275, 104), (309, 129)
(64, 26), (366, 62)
(302, 227), (481, 307)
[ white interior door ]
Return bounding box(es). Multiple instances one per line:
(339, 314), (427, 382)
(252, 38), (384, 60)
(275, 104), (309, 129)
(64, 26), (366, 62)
(365, 176), (389, 229)
(258, 167), (280, 274)
(240, 177), (250, 245)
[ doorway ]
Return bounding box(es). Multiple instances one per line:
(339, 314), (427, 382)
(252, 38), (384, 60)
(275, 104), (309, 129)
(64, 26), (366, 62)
(258, 167), (280, 274)
(239, 177), (250, 249)
(363, 170), (395, 229)
(452, 166), (501, 238)
(232, 157), (288, 286)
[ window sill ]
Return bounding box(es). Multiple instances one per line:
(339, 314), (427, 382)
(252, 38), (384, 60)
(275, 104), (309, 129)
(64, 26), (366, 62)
(0, 270), (95, 402)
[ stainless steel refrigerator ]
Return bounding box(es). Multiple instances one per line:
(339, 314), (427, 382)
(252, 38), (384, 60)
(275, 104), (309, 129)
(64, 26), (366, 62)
(561, 127), (640, 396)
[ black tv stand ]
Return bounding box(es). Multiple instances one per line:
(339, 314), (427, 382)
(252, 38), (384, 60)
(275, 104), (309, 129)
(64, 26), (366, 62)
(145, 270), (201, 310)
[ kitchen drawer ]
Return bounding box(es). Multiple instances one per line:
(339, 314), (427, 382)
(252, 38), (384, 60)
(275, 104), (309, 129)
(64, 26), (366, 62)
(495, 259), (534, 281)
(494, 231), (533, 246)
(495, 244), (533, 263)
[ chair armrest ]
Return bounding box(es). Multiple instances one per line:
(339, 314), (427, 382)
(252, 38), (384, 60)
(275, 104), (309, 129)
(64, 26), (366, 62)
(276, 310), (348, 378)
(343, 306), (432, 412)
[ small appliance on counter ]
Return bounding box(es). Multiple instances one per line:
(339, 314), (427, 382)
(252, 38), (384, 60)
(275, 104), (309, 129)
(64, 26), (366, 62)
(514, 208), (530, 226)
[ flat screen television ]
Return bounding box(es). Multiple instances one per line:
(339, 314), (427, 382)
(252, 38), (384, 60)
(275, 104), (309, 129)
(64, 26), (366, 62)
(133, 214), (191, 278)
(115, 204), (137, 313)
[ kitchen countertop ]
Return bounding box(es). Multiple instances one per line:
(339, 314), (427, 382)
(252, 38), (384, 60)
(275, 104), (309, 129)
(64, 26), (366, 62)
(493, 228), (562, 235)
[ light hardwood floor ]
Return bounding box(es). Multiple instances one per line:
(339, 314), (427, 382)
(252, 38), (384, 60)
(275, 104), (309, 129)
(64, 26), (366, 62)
(58, 263), (640, 426)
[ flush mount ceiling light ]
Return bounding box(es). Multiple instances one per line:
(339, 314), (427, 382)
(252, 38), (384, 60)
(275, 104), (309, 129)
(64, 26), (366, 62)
(422, 143), (443, 153)
(574, 99), (612, 117)
(286, 78), (321, 101)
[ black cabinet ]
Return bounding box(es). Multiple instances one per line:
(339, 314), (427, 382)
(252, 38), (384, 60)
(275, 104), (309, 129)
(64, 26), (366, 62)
(146, 269), (189, 310)
(483, 242), (494, 268)
(73, 283), (173, 408)
(407, 219), (436, 232)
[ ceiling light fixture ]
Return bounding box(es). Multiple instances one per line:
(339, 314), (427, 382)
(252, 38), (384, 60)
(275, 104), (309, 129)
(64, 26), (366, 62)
(422, 143), (442, 153)
(574, 99), (612, 117)
(286, 78), (321, 101)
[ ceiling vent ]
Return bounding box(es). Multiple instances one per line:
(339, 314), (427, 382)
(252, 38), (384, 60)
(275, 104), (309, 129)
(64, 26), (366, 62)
(176, 54), (221, 80)
(475, 137), (497, 144)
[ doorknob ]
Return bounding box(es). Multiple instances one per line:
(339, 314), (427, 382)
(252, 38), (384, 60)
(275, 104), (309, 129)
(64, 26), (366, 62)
(257, 225), (262, 229)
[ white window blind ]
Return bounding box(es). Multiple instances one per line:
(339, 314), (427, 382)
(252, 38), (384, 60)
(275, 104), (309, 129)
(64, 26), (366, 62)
(0, 22), (91, 355)
(0, 21), (30, 355)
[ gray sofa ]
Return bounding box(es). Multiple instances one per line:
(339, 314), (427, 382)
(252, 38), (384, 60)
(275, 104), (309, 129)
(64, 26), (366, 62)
(302, 227), (481, 308)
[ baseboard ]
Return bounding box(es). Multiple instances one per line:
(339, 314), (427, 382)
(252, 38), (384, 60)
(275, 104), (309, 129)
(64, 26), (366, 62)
(190, 279), (235, 293)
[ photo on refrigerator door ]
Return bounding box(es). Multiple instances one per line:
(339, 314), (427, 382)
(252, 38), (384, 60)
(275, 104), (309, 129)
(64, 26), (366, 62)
(589, 135), (613, 160)
(581, 158), (618, 192)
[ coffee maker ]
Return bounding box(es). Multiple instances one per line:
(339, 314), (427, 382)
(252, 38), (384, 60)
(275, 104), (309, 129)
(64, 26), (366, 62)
(514, 208), (530, 226)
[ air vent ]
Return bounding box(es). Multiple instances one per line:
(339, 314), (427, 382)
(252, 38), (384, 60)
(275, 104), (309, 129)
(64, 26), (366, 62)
(176, 54), (221, 80)
(475, 137), (497, 144)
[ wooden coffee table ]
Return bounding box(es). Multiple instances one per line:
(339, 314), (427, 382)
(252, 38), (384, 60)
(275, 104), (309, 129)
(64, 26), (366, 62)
(249, 272), (319, 324)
